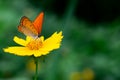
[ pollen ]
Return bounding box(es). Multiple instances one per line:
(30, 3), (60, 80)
(26, 39), (43, 50)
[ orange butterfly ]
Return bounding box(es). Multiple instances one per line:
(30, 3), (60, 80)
(18, 12), (44, 38)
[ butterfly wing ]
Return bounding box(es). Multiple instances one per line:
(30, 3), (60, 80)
(33, 12), (44, 35)
(18, 16), (38, 37)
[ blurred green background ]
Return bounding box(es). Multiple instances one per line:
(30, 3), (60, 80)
(0, 0), (120, 80)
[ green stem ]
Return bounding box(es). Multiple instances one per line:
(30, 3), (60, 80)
(34, 57), (38, 80)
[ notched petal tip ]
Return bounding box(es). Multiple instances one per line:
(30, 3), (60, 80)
(58, 31), (63, 37)
(40, 36), (44, 42)
(13, 36), (20, 41)
(3, 48), (8, 52)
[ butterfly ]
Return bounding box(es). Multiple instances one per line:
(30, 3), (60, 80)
(18, 12), (44, 38)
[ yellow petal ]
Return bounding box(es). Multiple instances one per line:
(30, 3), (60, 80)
(39, 36), (44, 42)
(30, 31), (63, 57)
(42, 31), (63, 51)
(33, 50), (49, 57)
(4, 47), (33, 56)
(14, 36), (27, 46)
(26, 36), (33, 42)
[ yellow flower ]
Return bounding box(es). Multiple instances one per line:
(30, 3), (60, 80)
(26, 59), (40, 73)
(70, 72), (81, 80)
(70, 68), (94, 80)
(4, 31), (63, 57)
(82, 68), (94, 80)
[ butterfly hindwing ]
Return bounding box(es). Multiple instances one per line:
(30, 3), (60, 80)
(18, 16), (38, 37)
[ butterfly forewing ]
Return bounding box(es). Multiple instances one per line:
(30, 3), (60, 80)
(18, 16), (38, 37)
(33, 12), (44, 34)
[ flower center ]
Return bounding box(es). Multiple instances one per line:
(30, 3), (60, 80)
(26, 39), (43, 50)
